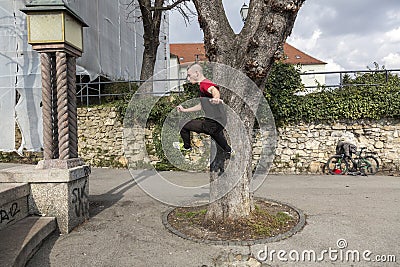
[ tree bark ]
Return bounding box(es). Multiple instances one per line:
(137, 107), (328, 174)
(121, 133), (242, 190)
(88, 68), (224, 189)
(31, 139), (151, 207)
(138, 0), (163, 85)
(193, 0), (305, 222)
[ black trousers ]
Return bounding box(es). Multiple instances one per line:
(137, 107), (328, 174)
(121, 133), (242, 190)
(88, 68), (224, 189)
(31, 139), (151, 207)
(180, 119), (231, 152)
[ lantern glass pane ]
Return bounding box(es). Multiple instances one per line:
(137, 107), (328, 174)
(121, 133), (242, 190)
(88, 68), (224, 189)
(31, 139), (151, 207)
(64, 13), (83, 50)
(28, 13), (63, 43)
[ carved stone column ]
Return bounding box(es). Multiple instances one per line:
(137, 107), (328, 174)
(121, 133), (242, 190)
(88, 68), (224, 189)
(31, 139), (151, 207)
(36, 51), (83, 169)
(40, 52), (56, 160)
(67, 55), (78, 159)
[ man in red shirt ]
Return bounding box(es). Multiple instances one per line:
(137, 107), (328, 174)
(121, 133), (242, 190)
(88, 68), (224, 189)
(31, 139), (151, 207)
(176, 64), (232, 156)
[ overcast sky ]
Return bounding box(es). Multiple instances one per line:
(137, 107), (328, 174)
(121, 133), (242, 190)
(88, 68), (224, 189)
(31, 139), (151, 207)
(169, 0), (400, 71)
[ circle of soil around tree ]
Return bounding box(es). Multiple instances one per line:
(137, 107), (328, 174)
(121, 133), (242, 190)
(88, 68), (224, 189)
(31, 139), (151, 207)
(163, 198), (305, 245)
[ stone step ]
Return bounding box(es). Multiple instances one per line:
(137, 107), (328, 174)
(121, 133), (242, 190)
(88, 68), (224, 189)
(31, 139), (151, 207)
(0, 183), (30, 230)
(0, 216), (56, 267)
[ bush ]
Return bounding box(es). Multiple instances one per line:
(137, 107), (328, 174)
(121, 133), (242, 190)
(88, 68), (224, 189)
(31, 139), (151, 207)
(264, 62), (400, 125)
(103, 81), (139, 103)
(264, 62), (304, 124)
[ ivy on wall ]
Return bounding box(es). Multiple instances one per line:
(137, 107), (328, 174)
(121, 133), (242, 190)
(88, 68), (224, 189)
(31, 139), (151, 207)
(265, 62), (400, 125)
(110, 63), (400, 128)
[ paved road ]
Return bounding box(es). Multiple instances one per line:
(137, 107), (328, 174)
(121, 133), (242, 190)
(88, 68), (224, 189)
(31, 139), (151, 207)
(24, 167), (400, 266)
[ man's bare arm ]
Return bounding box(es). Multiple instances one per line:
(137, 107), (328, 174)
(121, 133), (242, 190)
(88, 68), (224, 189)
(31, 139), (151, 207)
(177, 103), (202, 112)
(208, 86), (223, 104)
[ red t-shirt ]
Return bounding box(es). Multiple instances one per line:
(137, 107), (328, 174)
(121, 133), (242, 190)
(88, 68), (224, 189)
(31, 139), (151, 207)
(199, 79), (218, 98)
(198, 79), (226, 126)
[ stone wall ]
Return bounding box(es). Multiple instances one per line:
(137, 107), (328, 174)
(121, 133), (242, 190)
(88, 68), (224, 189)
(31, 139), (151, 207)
(76, 106), (400, 174)
(77, 107), (127, 167)
(0, 127), (42, 164)
(2, 106), (399, 174)
(270, 121), (400, 174)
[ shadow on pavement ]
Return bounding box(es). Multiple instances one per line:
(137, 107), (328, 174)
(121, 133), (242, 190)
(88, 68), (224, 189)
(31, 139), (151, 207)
(26, 231), (59, 267)
(28, 170), (153, 266)
(89, 170), (152, 217)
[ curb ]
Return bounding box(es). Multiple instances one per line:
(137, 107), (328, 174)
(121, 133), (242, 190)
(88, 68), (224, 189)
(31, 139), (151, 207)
(162, 198), (306, 246)
(0, 216), (57, 267)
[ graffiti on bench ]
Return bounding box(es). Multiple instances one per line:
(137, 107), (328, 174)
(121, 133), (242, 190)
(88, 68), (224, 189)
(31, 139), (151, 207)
(72, 180), (89, 217)
(0, 202), (21, 225)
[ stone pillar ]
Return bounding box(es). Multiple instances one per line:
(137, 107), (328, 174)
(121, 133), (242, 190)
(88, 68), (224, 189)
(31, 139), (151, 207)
(37, 51), (83, 169)
(33, 51), (89, 233)
(18, 0), (90, 234)
(28, 166), (90, 234)
(40, 52), (57, 160)
(67, 56), (79, 159)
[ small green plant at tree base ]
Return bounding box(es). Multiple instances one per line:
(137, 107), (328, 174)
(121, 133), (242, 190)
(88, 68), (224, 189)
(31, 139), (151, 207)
(250, 221), (273, 236)
(275, 211), (293, 224)
(250, 205), (294, 235)
(176, 209), (207, 219)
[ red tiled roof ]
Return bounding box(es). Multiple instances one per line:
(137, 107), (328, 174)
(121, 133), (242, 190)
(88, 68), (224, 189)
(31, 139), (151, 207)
(283, 43), (326, 65)
(170, 43), (208, 64)
(170, 42), (326, 65)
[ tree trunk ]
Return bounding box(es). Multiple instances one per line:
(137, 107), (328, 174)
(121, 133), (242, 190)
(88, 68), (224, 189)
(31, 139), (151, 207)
(138, 0), (163, 86)
(193, 0), (304, 222)
(140, 37), (159, 83)
(207, 137), (254, 221)
(137, 0), (190, 86)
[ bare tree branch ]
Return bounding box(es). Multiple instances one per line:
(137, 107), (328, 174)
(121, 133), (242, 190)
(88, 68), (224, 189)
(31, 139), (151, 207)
(122, 0), (196, 81)
(149, 0), (190, 11)
(123, 0), (195, 24)
(174, 1), (197, 26)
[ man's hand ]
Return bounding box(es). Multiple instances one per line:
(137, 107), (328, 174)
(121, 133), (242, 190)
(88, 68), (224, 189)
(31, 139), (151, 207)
(209, 98), (223, 105)
(176, 105), (186, 112)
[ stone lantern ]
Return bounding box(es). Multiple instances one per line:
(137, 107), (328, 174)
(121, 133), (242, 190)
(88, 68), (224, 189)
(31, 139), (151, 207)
(23, 0), (87, 57)
(22, 0), (88, 167)
(15, 0), (91, 233)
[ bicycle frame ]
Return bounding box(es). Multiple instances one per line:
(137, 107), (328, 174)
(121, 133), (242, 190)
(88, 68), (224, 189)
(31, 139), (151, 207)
(347, 147), (378, 175)
(326, 147), (379, 175)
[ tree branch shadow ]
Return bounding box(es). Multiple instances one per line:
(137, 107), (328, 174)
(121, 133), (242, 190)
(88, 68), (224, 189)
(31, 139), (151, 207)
(89, 170), (153, 217)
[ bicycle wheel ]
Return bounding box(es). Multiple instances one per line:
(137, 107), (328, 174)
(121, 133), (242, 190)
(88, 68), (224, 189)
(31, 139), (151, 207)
(326, 155), (349, 175)
(361, 156), (379, 175)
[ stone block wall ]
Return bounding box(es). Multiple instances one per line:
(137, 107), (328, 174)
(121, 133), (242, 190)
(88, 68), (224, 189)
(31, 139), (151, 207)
(77, 107), (127, 167)
(2, 106), (399, 174)
(76, 106), (400, 174)
(269, 121), (400, 173)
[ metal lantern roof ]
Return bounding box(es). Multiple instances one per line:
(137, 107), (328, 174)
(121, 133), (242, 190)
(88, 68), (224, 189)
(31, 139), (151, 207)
(22, 0), (88, 27)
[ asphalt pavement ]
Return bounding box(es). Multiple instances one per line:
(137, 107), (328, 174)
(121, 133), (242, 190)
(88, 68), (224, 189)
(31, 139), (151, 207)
(23, 166), (400, 267)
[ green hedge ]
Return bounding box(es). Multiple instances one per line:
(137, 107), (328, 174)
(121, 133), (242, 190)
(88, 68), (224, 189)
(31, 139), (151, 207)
(265, 62), (400, 125)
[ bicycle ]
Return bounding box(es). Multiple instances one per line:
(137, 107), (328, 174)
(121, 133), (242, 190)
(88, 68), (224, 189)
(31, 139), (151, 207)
(326, 147), (379, 175)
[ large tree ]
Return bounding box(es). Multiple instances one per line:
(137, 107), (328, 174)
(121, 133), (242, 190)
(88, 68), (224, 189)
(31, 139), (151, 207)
(192, 0), (305, 222)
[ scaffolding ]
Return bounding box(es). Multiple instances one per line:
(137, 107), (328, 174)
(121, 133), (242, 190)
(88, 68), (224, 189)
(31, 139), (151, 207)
(0, 0), (154, 152)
